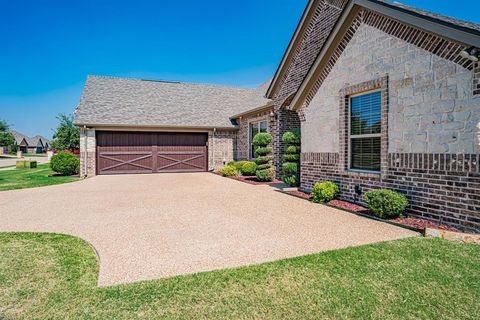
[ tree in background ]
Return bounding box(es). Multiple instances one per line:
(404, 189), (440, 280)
(0, 119), (15, 148)
(50, 114), (80, 151)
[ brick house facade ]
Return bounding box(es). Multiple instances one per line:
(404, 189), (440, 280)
(77, 0), (480, 232)
(266, 0), (480, 232)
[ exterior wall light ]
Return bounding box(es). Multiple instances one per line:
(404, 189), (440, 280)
(460, 47), (479, 62)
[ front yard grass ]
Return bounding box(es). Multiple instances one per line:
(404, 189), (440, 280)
(0, 164), (79, 191)
(0, 234), (479, 319)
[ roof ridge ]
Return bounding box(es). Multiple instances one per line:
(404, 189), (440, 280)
(87, 75), (265, 91)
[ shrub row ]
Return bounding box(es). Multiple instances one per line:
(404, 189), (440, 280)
(311, 180), (408, 219)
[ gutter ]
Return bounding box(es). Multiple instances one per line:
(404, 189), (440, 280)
(73, 123), (239, 131)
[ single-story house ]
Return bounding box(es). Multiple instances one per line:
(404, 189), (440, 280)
(75, 0), (480, 232)
(9, 131), (49, 154)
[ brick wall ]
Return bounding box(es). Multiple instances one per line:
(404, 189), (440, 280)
(301, 152), (480, 232)
(208, 130), (236, 170)
(79, 128), (96, 177)
(235, 111), (274, 160)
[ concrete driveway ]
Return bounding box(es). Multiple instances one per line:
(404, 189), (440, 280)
(0, 173), (417, 286)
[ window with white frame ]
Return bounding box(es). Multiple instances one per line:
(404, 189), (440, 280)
(349, 91), (381, 171)
(250, 120), (267, 158)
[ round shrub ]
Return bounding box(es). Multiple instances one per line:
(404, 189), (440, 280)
(252, 132), (272, 146)
(282, 162), (298, 174)
(50, 151), (79, 175)
(241, 161), (257, 176)
(256, 167), (275, 182)
(282, 129), (300, 145)
(282, 175), (298, 187)
(254, 147), (273, 157)
(255, 155), (273, 165)
(231, 161), (248, 172)
(219, 165), (239, 177)
(311, 181), (339, 203)
(285, 145), (298, 154)
(227, 161), (235, 166)
(364, 189), (408, 219)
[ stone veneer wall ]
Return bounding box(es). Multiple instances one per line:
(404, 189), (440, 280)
(79, 128), (96, 177)
(208, 130), (236, 171)
(236, 112), (274, 160)
(298, 15), (480, 232)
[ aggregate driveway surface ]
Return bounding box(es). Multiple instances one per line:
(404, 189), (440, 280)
(0, 173), (417, 286)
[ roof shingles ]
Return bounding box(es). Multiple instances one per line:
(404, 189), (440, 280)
(75, 76), (271, 129)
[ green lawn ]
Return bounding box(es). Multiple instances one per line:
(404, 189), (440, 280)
(0, 164), (79, 191)
(22, 153), (48, 157)
(0, 234), (478, 319)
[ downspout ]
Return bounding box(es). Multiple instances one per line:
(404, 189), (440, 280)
(211, 128), (216, 171)
(83, 125), (88, 178)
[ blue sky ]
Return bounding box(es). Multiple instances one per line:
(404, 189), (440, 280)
(0, 0), (478, 138)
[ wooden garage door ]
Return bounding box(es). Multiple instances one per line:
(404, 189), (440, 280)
(96, 131), (208, 175)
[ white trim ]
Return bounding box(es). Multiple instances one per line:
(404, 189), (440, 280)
(248, 119), (268, 159)
(347, 91), (382, 172)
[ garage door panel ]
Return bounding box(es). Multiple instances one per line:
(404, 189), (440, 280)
(96, 132), (208, 175)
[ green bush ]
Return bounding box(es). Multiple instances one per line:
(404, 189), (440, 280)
(311, 181), (339, 203)
(219, 165), (239, 177)
(282, 175), (298, 187)
(282, 162), (298, 174)
(254, 147), (273, 157)
(231, 161), (248, 172)
(50, 152), (80, 175)
(283, 154), (299, 162)
(255, 155), (273, 165)
(282, 128), (301, 144)
(257, 163), (271, 170)
(285, 145), (298, 154)
(364, 189), (409, 219)
(252, 132), (273, 146)
(16, 160), (37, 169)
(256, 167), (275, 182)
(227, 161), (235, 166)
(240, 161), (257, 176)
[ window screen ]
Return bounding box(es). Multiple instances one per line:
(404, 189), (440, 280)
(350, 91), (381, 171)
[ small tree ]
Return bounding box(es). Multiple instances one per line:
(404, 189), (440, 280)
(253, 132), (275, 182)
(281, 129), (301, 187)
(50, 114), (80, 151)
(0, 119), (15, 148)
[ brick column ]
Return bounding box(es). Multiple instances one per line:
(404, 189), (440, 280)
(80, 128), (96, 177)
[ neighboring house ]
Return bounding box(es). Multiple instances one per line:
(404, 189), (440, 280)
(76, 0), (480, 232)
(10, 130), (49, 154)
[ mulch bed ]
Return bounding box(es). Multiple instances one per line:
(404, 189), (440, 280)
(283, 189), (458, 232)
(49, 173), (80, 178)
(230, 176), (283, 185)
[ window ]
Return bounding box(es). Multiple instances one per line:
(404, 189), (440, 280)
(250, 120), (267, 158)
(349, 91), (381, 171)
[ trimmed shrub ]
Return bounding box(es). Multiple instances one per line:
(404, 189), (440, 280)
(281, 129), (301, 187)
(240, 161), (257, 176)
(256, 167), (275, 182)
(257, 163), (271, 170)
(254, 147), (273, 157)
(282, 175), (298, 187)
(255, 155), (273, 165)
(253, 132), (274, 182)
(227, 161), (235, 166)
(252, 132), (272, 146)
(283, 154), (299, 162)
(311, 181), (339, 203)
(282, 128), (301, 145)
(285, 145), (298, 154)
(282, 162), (298, 174)
(231, 161), (248, 172)
(16, 160), (37, 169)
(219, 165), (239, 177)
(50, 151), (80, 175)
(364, 189), (409, 219)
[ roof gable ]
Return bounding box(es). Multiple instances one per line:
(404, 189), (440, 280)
(289, 0), (480, 111)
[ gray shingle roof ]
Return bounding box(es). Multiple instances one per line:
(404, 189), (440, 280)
(377, 1), (480, 33)
(75, 76), (271, 129)
(11, 130), (49, 147)
(11, 130), (28, 146)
